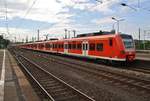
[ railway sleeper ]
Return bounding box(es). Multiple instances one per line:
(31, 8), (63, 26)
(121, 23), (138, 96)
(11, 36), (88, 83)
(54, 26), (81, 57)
(45, 85), (64, 90)
(126, 79), (135, 83)
(39, 79), (57, 83)
(47, 88), (68, 93)
(119, 78), (129, 81)
(134, 82), (146, 86)
(52, 91), (74, 96)
(143, 84), (150, 88)
(41, 82), (60, 87)
(52, 91), (76, 98)
(32, 74), (47, 78)
(42, 83), (61, 88)
(54, 94), (79, 101)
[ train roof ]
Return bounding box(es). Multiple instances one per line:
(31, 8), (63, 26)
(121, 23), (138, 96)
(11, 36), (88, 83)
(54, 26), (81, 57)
(19, 33), (118, 45)
(76, 30), (115, 38)
(19, 32), (132, 45)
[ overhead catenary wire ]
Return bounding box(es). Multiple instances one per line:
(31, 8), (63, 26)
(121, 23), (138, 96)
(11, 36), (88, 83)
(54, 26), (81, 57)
(39, 1), (101, 31)
(14, 0), (38, 41)
(23, 0), (38, 18)
(15, 0), (112, 40)
(4, 0), (9, 36)
(38, 0), (112, 39)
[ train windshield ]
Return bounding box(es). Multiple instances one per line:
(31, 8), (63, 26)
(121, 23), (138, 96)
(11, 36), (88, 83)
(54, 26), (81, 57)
(120, 34), (134, 49)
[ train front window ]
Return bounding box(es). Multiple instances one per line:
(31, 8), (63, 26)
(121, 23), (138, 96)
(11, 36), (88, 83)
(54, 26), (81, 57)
(123, 39), (134, 49)
(121, 34), (134, 49)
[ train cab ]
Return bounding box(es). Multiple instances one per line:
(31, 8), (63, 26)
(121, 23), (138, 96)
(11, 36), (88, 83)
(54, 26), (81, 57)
(120, 34), (135, 62)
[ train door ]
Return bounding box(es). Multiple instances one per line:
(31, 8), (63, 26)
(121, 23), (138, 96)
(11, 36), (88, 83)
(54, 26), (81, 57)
(64, 42), (68, 54)
(82, 41), (89, 56)
(50, 43), (52, 51)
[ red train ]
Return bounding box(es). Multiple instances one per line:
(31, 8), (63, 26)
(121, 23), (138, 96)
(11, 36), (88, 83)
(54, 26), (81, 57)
(18, 31), (136, 62)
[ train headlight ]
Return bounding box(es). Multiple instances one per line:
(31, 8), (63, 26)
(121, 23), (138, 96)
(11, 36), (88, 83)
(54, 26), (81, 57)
(120, 50), (125, 54)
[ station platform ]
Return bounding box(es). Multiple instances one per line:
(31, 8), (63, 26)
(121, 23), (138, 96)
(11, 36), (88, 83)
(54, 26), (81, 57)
(0, 50), (40, 101)
(136, 53), (150, 61)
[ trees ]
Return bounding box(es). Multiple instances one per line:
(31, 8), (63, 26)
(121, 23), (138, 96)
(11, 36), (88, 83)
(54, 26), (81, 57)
(0, 35), (10, 49)
(135, 39), (150, 50)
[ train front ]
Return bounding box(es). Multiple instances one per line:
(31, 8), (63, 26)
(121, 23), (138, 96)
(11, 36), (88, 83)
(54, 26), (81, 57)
(120, 34), (136, 62)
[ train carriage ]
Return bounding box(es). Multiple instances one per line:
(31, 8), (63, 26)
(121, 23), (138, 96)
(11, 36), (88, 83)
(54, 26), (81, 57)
(19, 31), (135, 62)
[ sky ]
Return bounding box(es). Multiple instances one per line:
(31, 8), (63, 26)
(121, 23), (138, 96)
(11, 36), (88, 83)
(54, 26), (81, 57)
(0, 0), (150, 42)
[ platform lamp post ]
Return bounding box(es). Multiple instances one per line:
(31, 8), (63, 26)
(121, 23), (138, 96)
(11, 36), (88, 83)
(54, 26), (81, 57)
(112, 17), (125, 34)
(0, 33), (5, 39)
(121, 2), (150, 12)
(121, 3), (137, 11)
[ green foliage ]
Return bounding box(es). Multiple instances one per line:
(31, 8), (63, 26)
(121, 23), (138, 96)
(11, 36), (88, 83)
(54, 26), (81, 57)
(0, 35), (10, 49)
(135, 40), (150, 50)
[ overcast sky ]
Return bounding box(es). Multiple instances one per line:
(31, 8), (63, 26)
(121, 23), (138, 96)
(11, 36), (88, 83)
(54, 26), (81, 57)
(0, 0), (150, 41)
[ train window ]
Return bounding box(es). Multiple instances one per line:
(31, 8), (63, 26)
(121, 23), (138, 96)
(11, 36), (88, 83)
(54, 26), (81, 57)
(97, 43), (103, 51)
(82, 44), (85, 50)
(71, 44), (73, 49)
(82, 44), (87, 50)
(68, 44), (71, 49)
(61, 44), (63, 48)
(73, 44), (76, 49)
(109, 38), (113, 46)
(41, 44), (44, 48)
(53, 44), (55, 48)
(85, 44), (88, 50)
(45, 43), (49, 48)
(47, 43), (51, 48)
(54, 44), (56, 48)
(33, 44), (36, 48)
(58, 44), (61, 48)
(45, 43), (50, 48)
(77, 44), (81, 49)
(35, 44), (37, 48)
(39, 44), (41, 48)
(89, 43), (95, 51)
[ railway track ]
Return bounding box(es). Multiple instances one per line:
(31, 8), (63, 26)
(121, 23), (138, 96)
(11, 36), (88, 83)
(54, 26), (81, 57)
(20, 50), (150, 94)
(40, 51), (150, 75)
(15, 53), (95, 101)
(128, 67), (150, 74)
(16, 48), (150, 75)
(28, 49), (150, 75)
